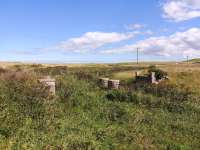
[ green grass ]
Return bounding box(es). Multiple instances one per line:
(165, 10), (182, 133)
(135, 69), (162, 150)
(0, 63), (200, 149)
(188, 58), (200, 63)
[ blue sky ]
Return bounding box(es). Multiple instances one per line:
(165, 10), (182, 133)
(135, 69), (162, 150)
(0, 0), (200, 63)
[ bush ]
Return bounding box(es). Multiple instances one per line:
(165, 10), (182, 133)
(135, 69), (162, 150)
(106, 104), (128, 122)
(0, 70), (50, 100)
(166, 103), (186, 113)
(138, 82), (193, 102)
(106, 89), (129, 102)
(106, 89), (142, 104)
(35, 66), (68, 76)
(0, 71), (53, 138)
(68, 140), (95, 150)
(106, 89), (166, 109)
(73, 71), (97, 82)
(0, 68), (7, 74)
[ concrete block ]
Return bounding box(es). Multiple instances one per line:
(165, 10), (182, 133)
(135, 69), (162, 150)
(108, 79), (120, 89)
(39, 76), (56, 95)
(151, 72), (158, 84)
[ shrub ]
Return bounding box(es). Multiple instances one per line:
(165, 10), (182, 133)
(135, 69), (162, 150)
(0, 128), (11, 138)
(94, 129), (106, 141)
(68, 140), (95, 150)
(0, 68), (7, 74)
(166, 103), (186, 114)
(73, 71), (97, 82)
(0, 71), (64, 150)
(139, 82), (193, 102)
(106, 89), (129, 102)
(0, 71), (52, 130)
(106, 89), (166, 108)
(35, 66), (68, 76)
(106, 104), (128, 122)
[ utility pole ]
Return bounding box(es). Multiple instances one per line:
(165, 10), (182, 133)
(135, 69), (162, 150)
(137, 48), (139, 64)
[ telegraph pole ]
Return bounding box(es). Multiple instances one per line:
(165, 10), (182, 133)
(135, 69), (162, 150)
(187, 56), (189, 64)
(136, 48), (139, 64)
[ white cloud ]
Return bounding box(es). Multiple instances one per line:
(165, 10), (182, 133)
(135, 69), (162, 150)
(162, 0), (200, 22)
(160, 28), (169, 32)
(125, 24), (154, 35)
(101, 27), (200, 57)
(48, 32), (136, 53)
(145, 30), (154, 35)
(125, 23), (146, 30)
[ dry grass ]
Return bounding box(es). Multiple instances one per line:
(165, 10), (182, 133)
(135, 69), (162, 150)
(112, 71), (135, 80)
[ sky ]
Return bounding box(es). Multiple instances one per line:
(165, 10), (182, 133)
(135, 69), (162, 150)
(0, 0), (200, 63)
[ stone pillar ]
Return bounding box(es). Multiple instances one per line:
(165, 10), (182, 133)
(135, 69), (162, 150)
(135, 72), (138, 78)
(151, 72), (158, 84)
(39, 76), (56, 95)
(99, 78), (109, 88)
(108, 80), (120, 89)
(135, 71), (140, 79)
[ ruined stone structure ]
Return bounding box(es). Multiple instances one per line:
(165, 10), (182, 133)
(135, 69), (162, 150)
(151, 72), (158, 84)
(99, 78), (109, 88)
(108, 80), (120, 89)
(39, 76), (56, 95)
(135, 71), (140, 78)
(99, 77), (120, 89)
(135, 71), (159, 84)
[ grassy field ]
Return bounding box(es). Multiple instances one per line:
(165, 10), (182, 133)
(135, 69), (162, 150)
(0, 62), (199, 150)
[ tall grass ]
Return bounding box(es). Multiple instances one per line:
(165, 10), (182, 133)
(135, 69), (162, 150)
(0, 65), (199, 149)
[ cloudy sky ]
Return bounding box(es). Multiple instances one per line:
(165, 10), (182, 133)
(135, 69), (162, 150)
(0, 0), (200, 63)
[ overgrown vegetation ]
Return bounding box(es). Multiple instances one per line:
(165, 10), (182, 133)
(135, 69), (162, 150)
(0, 63), (200, 150)
(147, 65), (168, 80)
